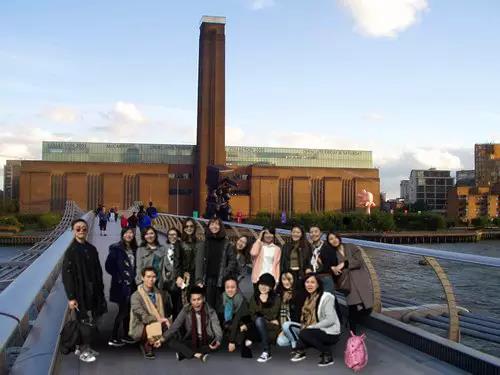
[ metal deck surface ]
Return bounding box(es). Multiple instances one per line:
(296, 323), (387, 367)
(56, 220), (468, 375)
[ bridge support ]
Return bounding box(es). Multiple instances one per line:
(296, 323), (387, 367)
(424, 256), (461, 343)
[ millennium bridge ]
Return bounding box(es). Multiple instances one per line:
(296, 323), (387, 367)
(1, 201), (500, 374)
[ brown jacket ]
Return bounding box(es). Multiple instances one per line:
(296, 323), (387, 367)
(344, 244), (374, 309)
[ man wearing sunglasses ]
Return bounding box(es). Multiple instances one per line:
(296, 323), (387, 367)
(62, 218), (108, 363)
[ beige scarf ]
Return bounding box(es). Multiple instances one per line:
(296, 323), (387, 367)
(138, 285), (165, 321)
(301, 292), (320, 328)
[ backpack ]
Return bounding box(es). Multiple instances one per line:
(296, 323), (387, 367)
(344, 331), (368, 372)
(59, 319), (81, 354)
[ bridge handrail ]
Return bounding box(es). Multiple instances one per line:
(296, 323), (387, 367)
(0, 207), (92, 373)
(157, 213), (500, 268)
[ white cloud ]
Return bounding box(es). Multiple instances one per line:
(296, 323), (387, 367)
(338, 0), (429, 38)
(111, 101), (147, 124)
(42, 106), (79, 123)
(250, 0), (275, 10)
(363, 112), (384, 122)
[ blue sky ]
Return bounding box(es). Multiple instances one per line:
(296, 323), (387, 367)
(1, 0), (499, 197)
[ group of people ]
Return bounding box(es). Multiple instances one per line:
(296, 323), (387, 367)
(62, 214), (374, 368)
(121, 202), (158, 232)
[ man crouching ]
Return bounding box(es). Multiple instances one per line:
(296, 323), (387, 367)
(130, 266), (172, 359)
(164, 286), (222, 362)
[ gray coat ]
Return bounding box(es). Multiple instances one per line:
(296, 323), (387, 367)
(345, 244), (374, 309)
(163, 303), (223, 342)
(129, 287), (172, 341)
(135, 245), (167, 285)
(307, 292), (341, 335)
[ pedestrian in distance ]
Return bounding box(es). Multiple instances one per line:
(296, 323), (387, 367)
(128, 212), (138, 229)
(98, 206), (109, 236)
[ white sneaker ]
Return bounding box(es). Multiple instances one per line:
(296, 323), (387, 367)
(79, 350), (97, 363)
(88, 348), (100, 356)
(257, 351), (272, 363)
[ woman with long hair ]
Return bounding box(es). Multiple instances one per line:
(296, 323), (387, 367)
(291, 273), (341, 367)
(329, 233), (373, 334)
(180, 218), (203, 286)
(280, 225), (312, 284)
(250, 228), (281, 287)
(105, 227), (138, 347)
(276, 272), (305, 352)
(135, 226), (166, 287)
(195, 217), (237, 310)
(234, 235), (251, 280)
(164, 227), (184, 318)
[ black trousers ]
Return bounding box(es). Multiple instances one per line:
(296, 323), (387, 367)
(297, 329), (340, 355)
(348, 305), (372, 334)
(112, 301), (130, 339)
(205, 277), (222, 310)
(168, 338), (214, 358)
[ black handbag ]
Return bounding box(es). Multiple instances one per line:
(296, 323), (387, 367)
(59, 310), (81, 355)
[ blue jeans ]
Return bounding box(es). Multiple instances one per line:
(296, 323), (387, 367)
(277, 321), (301, 349)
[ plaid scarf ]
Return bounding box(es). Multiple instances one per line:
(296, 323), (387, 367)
(191, 305), (208, 349)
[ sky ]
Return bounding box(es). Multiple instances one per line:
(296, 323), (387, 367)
(1, 0), (499, 198)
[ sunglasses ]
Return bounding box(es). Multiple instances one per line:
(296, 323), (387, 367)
(75, 227), (87, 233)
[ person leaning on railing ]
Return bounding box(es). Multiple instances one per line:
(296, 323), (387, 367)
(329, 233), (374, 335)
(62, 218), (107, 363)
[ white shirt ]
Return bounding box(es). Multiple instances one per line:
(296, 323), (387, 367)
(260, 244), (276, 276)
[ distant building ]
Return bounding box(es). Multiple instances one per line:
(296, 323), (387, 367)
(408, 169), (454, 212)
(447, 184), (499, 221)
(400, 180), (410, 202)
(447, 144), (500, 221)
(3, 160), (21, 202)
(475, 144), (500, 186)
(456, 170), (475, 187)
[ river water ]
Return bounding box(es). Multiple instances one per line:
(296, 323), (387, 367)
(364, 240), (500, 357)
(0, 245), (30, 261)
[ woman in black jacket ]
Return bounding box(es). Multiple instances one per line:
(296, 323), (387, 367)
(164, 227), (184, 318)
(105, 227), (138, 347)
(195, 217), (237, 310)
(280, 225), (312, 285)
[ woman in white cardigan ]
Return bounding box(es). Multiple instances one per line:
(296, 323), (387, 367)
(290, 273), (341, 367)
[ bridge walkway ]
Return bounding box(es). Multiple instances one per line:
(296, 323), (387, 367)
(55, 218), (467, 374)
